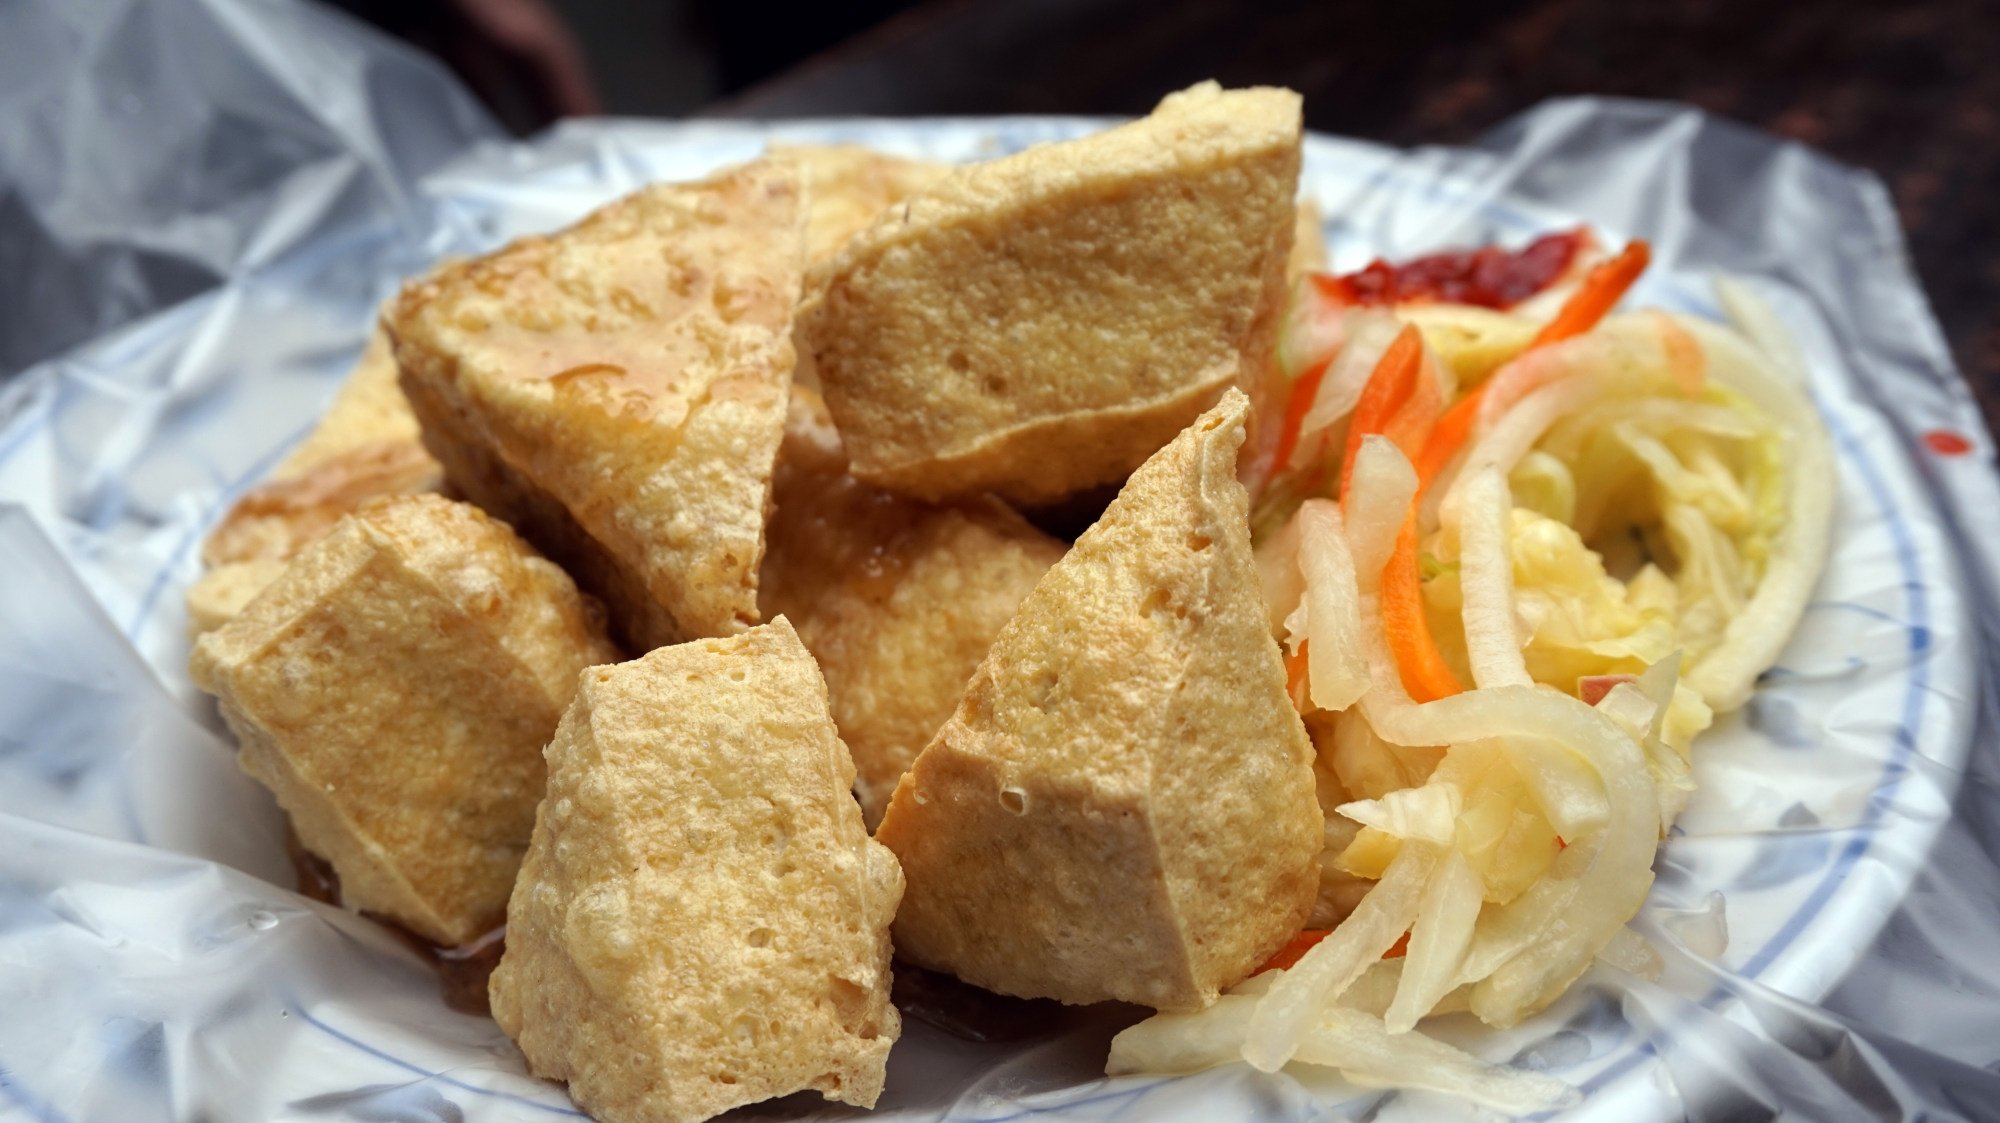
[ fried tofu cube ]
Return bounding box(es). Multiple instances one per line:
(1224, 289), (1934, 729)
(774, 143), (950, 266)
(489, 617), (903, 1123)
(388, 158), (805, 651)
(189, 495), (618, 946)
(874, 389), (1321, 1011)
(186, 328), (443, 635)
(797, 82), (1302, 506)
(761, 387), (1064, 828)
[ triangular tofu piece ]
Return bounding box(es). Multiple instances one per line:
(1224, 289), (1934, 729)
(874, 389), (1321, 1010)
(190, 495), (618, 946)
(490, 618), (903, 1122)
(389, 159), (804, 650)
(798, 82), (1301, 506)
(761, 387), (1064, 828)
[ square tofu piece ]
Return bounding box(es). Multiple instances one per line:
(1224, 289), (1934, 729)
(797, 82), (1302, 506)
(186, 328), (443, 635)
(761, 387), (1063, 828)
(874, 389), (1322, 1011)
(190, 495), (618, 947)
(388, 158), (805, 651)
(489, 618), (902, 1123)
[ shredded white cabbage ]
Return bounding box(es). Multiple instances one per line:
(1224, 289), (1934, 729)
(1116, 269), (1832, 1114)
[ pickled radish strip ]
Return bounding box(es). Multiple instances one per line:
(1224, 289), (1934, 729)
(1295, 500), (1369, 712)
(1344, 437), (1418, 588)
(1108, 994), (1576, 1113)
(1244, 842), (1435, 1071)
(1384, 848), (1484, 1033)
(1454, 468), (1531, 689)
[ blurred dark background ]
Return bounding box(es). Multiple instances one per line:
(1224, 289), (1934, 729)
(329, 0), (1996, 420)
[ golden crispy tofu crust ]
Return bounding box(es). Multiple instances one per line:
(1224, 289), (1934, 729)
(798, 82), (1302, 506)
(387, 158), (805, 651)
(185, 557), (291, 637)
(489, 618), (902, 1123)
(773, 143), (951, 266)
(761, 388), (1063, 828)
(874, 389), (1321, 1010)
(189, 495), (617, 946)
(186, 328), (443, 636)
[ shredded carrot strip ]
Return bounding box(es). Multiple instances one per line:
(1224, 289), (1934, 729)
(1381, 351), (1445, 462)
(1338, 325), (1425, 510)
(1382, 512), (1464, 701)
(1331, 325), (1462, 701)
(1410, 239), (1654, 489)
(1284, 640), (1312, 711)
(1258, 928), (1332, 973)
(1266, 355), (1333, 487)
(1529, 239), (1652, 348)
(1255, 927), (1411, 976)
(1413, 386), (1485, 488)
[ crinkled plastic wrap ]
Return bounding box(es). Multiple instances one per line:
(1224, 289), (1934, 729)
(3, 1), (1999, 1120)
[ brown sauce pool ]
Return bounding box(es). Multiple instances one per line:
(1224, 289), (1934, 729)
(287, 829), (1076, 1039)
(889, 963), (1077, 1043)
(286, 829), (502, 1016)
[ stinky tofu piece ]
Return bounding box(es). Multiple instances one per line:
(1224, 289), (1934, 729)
(798, 82), (1301, 506)
(761, 387), (1063, 828)
(489, 618), (902, 1123)
(874, 390), (1321, 1010)
(388, 158), (804, 651)
(773, 143), (951, 266)
(190, 495), (618, 946)
(186, 328), (443, 635)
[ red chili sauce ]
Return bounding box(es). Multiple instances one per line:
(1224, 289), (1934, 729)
(286, 829), (502, 1016)
(1311, 228), (1588, 310)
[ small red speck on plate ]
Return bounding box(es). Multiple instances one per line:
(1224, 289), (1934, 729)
(1923, 429), (1974, 456)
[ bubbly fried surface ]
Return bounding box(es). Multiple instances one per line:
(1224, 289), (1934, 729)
(186, 328), (443, 636)
(798, 82), (1301, 506)
(489, 618), (902, 1123)
(875, 390), (1321, 1010)
(388, 158), (804, 650)
(761, 388), (1063, 828)
(189, 495), (617, 946)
